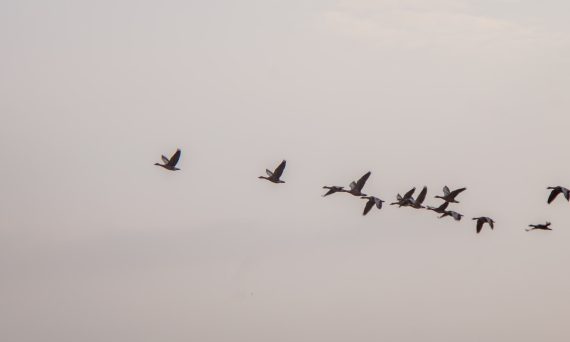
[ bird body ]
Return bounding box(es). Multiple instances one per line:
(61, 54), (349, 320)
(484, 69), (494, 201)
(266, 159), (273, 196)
(155, 149), (181, 171)
(526, 222), (552, 231)
(439, 210), (463, 221)
(322, 186), (346, 197)
(390, 187), (416, 206)
(473, 217), (495, 234)
(435, 186), (466, 203)
(361, 196), (384, 216)
(259, 160), (287, 183)
(547, 186), (570, 204)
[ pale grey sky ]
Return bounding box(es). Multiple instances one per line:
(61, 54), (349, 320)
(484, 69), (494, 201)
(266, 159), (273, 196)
(1, 1), (570, 341)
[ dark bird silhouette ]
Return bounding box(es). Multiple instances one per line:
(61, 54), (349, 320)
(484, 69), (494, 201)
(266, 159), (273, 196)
(435, 186), (466, 203)
(390, 187), (416, 207)
(346, 171), (371, 196)
(473, 217), (495, 234)
(409, 186), (428, 209)
(427, 201), (449, 214)
(526, 222), (552, 231)
(547, 186), (570, 204)
(439, 210), (463, 221)
(322, 186), (346, 197)
(259, 160), (287, 183)
(360, 196), (384, 216)
(154, 149), (181, 171)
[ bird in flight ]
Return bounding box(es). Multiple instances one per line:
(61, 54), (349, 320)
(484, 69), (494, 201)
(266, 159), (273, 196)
(360, 196), (384, 216)
(345, 171), (371, 196)
(390, 187), (416, 207)
(427, 201), (449, 214)
(435, 186), (467, 203)
(322, 186), (346, 197)
(408, 186), (428, 209)
(439, 210), (463, 221)
(526, 222), (552, 232)
(154, 149), (181, 171)
(473, 217), (495, 234)
(547, 186), (570, 204)
(259, 160), (287, 183)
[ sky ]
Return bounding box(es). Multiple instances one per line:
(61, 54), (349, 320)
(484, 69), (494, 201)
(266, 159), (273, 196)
(1, 0), (570, 341)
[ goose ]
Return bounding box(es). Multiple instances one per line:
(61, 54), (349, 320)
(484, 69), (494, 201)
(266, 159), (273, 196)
(435, 186), (466, 203)
(322, 186), (346, 197)
(427, 202), (449, 214)
(154, 149), (181, 171)
(360, 196), (384, 216)
(547, 186), (570, 204)
(409, 186), (428, 209)
(472, 217), (495, 234)
(526, 222), (552, 231)
(390, 187), (416, 206)
(259, 160), (286, 183)
(439, 210), (463, 221)
(346, 171), (371, 197)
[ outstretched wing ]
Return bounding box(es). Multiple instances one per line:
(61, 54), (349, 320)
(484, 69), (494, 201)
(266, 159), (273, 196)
(438, 202), (449, 211)
(403, 187), (416, 199)
(363, 199), (374, 216)
(355, 171), (371, 191)
(563, 188), (570, 201)
(374, 197), (383, 209)
(443, 186), (450, 196)
(488, 219), (494, 229)
(161, 155), (170, 164)
(272, 160), (286, 179)
(548, 188), (561, 204)
(266, 169), (274, 177)
(449, 187), (467, 197)
(167, 149), (181, 167)
(476, 220), (483, 234)
(415, 186), (428, 204)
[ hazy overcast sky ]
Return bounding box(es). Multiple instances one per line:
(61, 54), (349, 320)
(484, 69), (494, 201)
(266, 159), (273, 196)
(2, 1), (570, 341)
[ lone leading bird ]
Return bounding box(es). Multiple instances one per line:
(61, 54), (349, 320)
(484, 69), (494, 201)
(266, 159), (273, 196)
(155, 149), (181, 171)
(259, 160), (287, 183)
(526, 222), (552, 232)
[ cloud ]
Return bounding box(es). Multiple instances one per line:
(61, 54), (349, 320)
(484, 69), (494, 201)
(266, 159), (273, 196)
(316, 0), (554, 51)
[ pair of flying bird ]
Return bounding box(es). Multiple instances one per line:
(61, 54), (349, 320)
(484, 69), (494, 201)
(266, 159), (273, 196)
(322, 171), (385, 216)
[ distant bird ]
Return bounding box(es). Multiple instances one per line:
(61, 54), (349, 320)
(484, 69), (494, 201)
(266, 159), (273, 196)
(360, 196), (384, 216)
(346, 171), (371, 196)
(322, 186), (346, 197)
(427, 202), (449, 214)
(439, 210), (464, 221)
(473, 217), (495, 234)
(435, 186), (467, 203)
(154, 149), (181, 171)
(526, 222), (552, 232)
(409, 186), (428, 209)
(547, 186), (570, 204)
(259, 160), (286, 183)
(390, 187), (416, 207)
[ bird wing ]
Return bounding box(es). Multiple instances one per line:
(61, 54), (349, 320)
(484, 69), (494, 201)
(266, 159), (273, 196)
(167, 149), (181, 167)
(355, 171), (371, 191)
(349, 181), (357, 190)
(488, 219), (494, 229)
(438, 202), (449, 211)
(415, 186), (428, 204)
(272, 160), (286, 179)
(443, 186), (450, 196)
(161, 155), (170, 164)
(403, 188), (416, 199)
(363, 199), (374, 216)
(373, 197), (383, 209)
(548, 188), (561, 204)
(449, 187), (467, 197)
(476, 220), (483, 233)
(563, 188), (570, 201)
(451, 212), (462, 221)
(266, 169), (274, 177)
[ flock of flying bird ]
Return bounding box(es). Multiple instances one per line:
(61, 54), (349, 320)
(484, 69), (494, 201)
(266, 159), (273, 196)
(155, 149), (569, 234)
